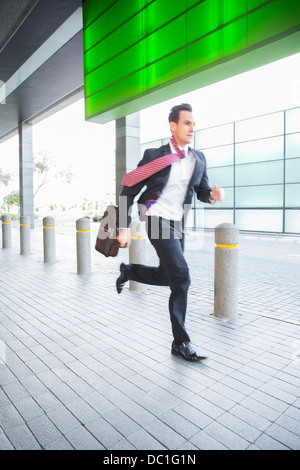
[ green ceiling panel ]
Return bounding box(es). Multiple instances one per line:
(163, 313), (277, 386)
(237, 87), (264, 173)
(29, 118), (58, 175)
(247, 0), (271, 9)
(83, 12), (110, 51)
(145, 49), (187, 89)
(110, 42), (144, 83)
(144, 15), (186, 64)
(109, 13), (143, 57)
(247, 0), (300, 46)
(143, 0), (187, 35)
(187, 1), (221, 43)
(108, 0), (144, 31)
(220, 0), (247, 23)
(83, 0), (300, 123)
(186, 19), (247, 73)
(84, 63), (110, 97)
(84, 38), (109, 74)
(83, 0), (114, 28)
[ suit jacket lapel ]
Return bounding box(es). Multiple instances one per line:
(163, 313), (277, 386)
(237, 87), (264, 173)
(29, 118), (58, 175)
(188, 148), (201, 188)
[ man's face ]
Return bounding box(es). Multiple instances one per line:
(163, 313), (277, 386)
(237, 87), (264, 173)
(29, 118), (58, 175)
(170, 110), (195, 147)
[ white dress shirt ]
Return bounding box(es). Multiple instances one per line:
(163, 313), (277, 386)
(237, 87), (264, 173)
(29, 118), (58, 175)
(146, 140), (196, 221)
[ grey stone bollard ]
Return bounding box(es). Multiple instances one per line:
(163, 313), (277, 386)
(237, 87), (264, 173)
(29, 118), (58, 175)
(43, 216), (56, 263)
(214, 223), (239, 320)
(76, 217), (91, 275)
(2, 215), (12, 248)
(129, 219), (147, 293)
(20, 215), (31, 255)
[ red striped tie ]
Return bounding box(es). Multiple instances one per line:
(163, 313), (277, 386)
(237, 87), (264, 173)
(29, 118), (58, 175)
(121, 136), (186, 187)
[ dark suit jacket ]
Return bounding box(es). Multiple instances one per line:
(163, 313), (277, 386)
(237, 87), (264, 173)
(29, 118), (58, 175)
(119, 143), (212, 228)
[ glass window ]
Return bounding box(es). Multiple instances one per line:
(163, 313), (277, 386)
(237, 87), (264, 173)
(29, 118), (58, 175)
(285, 210), (300, 233)
(140, 140), (163, 155)
(202, 210), (234, 229)
(211, 188), (234, 208)
(195, 206), (205, 228)
(235, 136), (283, 164)
(235, 185), (283, 208)
(185, 209), (195, 228)
(285, 184), (300, 208)
(235, 112), (283, 142)
(285, 158), (300, 184)
(235, 160), (283, 186)
(286, 107), (300, 134)
(207, 166), (234, 187)
(235, 210), (283, 232)
(196, 188), (234, 208)
(286, 133), (300, 159)
(202, 145), (234, 167)
(195, 123), (233, 149)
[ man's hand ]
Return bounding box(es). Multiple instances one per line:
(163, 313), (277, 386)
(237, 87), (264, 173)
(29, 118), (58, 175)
(211, 185), (225, 202)
(117, 228), (131, 248)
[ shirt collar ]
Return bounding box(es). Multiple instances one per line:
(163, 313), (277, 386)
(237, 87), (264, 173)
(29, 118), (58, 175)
(169, 139), (189, 156)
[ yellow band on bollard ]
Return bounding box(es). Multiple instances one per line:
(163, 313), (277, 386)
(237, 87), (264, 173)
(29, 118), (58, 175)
(20, 224), (30, 226)
(2, 221), (11, 224)
(131, 236), (146, 239)
(216, 244), (238, 248)
(77, 230), (90, 233)
(44, 226), (54, 228)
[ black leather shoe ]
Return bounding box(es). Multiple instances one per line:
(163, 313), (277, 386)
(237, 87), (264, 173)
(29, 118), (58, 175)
(116, 263), (128, 294)
(171, 341), (207, 362)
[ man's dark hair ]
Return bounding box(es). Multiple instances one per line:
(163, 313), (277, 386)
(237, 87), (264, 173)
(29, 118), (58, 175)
(168, 103), (192, 123)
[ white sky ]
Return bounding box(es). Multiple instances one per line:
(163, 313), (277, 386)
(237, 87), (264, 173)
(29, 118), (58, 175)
(0, 52), (300, 210)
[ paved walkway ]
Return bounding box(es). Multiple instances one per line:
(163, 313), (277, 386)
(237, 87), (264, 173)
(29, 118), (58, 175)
(0, 220), (299, 450)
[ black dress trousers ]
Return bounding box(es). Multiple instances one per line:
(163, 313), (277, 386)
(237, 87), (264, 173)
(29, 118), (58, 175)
(126, 216), (191, 344)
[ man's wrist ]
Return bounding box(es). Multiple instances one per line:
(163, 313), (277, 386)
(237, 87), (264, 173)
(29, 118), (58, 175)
(209, 191), (216, 204)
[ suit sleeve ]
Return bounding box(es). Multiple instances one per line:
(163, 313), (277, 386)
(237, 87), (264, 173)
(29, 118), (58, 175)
(119, 149), (152, 228)
(195, 152), (212, 203)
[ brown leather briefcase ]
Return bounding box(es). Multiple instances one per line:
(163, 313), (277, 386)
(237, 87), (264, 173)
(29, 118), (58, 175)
(95, 205), (122, 257)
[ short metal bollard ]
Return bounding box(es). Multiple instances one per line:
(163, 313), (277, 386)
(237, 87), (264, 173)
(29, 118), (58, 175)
(2, 215), (12, 248)
(20, 215), (31, 255)
(76, 217), (91, 274)
(129, 219), (147, 293)
(214, 223), (239, 320)
(43, 216), (56, 263)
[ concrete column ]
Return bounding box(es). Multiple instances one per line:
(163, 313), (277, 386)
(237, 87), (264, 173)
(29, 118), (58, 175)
(214, 223), (239, 320)
(20, 215), (31, 255)
(2, 215), (12, 248)
(76, 217), (91, 274)
(19, 122), (34, 228)
(115, 112), (140, 202)
(129, 219), (147, 293)
(43, 216), (56, 263)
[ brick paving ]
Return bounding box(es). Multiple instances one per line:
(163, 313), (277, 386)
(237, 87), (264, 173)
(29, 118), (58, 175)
(0, 220), (299, 450)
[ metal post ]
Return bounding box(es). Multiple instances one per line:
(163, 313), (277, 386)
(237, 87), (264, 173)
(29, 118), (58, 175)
(43, 216), (56, 263)
(214, 223), (239, 320)
(76, 217), (91, 274)
(129, 219), (147, 293)
(2, 215), (12, 248)
(20, 215), (31, 255)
